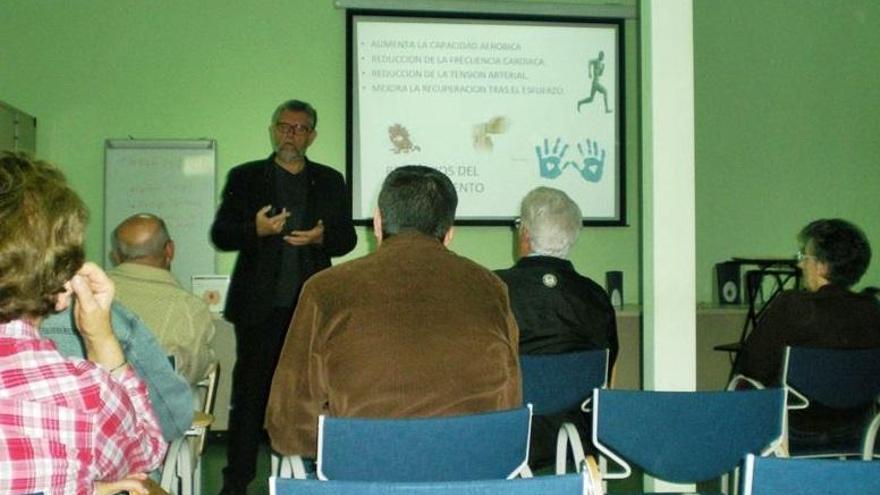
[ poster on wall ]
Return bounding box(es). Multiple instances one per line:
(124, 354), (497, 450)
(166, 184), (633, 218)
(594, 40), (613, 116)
(347, 11), (625, 225)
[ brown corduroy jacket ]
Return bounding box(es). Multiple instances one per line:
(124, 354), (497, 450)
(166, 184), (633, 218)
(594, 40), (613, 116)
(265, 231), (522, 457)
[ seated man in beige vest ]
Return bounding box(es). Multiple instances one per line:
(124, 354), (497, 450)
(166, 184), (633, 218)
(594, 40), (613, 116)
(110, 213), (217, 385)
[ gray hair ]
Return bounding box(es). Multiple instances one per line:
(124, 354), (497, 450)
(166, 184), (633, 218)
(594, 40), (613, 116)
(271, 99), (317, 129)
(520, 187), (582, 258)
(111, 213), (171, 262)
(378, 165), (457, 241)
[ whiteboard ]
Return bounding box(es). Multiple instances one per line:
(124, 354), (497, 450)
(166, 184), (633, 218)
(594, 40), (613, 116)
(104, 139), (216, 291)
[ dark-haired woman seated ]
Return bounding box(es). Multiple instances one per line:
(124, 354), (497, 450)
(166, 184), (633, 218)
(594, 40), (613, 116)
(737, 218), (880, 450)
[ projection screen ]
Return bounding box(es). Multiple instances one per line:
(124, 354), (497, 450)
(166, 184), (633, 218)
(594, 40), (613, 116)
(347, 10), (625, 225)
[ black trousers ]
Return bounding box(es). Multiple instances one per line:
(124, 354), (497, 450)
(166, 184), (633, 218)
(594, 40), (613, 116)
(222, 306), (295, 488)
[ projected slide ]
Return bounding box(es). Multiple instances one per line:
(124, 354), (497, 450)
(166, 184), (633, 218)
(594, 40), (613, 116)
(348, 12), (624, 224)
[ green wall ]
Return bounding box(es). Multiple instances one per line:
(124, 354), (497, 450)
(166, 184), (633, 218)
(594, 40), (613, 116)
(2, 0), (878, 304)
(694, 0), (880, 301)
(0, 0), (641, 302)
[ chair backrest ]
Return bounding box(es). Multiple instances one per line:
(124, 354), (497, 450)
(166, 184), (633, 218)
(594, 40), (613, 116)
(520, 350), (608, 415)
(197, 361), (220, 415)
(740, 453), (880, 495)
(193, 360), (220, 455)
(592, 388), (785, 483)
(159, 361), (219, 494)
(783, 346), (880, 409)
(270, 472), (586, 495)
(315, 406), (532, 481)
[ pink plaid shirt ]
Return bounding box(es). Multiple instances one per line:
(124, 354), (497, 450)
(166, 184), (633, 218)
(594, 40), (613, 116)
(0, 319), (166, 495)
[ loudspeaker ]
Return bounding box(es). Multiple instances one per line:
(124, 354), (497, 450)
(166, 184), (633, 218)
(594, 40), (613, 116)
(715, 262), (741, 305)
(605, 271), (623, 308)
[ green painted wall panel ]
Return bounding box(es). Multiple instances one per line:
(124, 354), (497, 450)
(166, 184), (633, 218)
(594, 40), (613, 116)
(0, 0), (641, 302)
(694, 0), (880, 302)
(4, 0), (876, 304)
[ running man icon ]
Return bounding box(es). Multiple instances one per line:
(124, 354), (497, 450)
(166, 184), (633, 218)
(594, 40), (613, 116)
(577, 50), (612, 114)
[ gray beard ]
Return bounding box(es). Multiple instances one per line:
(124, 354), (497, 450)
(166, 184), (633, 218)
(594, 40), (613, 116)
(276, 145), (304, 164)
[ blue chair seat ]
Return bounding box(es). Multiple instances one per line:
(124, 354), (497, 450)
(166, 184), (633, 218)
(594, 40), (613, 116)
(519, 349), (609, 473)
(592, 388), (785, 485)
(782, 346), (880, 458)
(741, 453), (880, 495)
(271, 472), (588, 495)
(291, 406), (534, 482)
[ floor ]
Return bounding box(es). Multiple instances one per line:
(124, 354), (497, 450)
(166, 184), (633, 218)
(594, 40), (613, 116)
(201, 434), (271, 495)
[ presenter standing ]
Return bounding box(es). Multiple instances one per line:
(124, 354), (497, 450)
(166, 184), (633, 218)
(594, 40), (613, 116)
(211, 99), (356, 495)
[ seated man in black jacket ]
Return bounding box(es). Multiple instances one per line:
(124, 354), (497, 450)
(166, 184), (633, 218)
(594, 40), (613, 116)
(496, 186), (618, 468)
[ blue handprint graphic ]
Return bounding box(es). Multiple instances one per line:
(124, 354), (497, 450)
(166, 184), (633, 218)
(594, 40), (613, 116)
(535, 138), (569, 179)
(564, 139), (606, 183)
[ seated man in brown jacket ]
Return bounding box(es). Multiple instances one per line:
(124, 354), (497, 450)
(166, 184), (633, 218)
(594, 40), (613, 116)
(266, 165), (522, 458)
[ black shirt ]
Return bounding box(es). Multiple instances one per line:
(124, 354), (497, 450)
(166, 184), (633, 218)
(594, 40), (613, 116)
(272, 163), (309, 307)
(737, 284), (880, 440)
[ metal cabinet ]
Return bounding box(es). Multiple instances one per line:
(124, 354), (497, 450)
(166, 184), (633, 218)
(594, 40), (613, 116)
(0, 100), (36, 154)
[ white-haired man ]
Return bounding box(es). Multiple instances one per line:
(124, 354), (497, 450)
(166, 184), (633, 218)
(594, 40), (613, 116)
(496, 186), (618, 469)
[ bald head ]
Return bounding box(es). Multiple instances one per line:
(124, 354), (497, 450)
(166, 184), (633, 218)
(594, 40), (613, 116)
(111, 213), (174, 269)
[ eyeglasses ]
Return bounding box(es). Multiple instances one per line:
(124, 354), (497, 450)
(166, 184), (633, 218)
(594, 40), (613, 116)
(513, 217), (522, 229)
(796, 250), (817, 262)
(274, 122), (313, 136)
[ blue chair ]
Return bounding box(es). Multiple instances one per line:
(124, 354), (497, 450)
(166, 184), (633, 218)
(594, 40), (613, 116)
(863, 413), (880, 460)
(782, 346), (880, 458)
(277, 406), (534, 481)
(590, 388), (785, 490)
(270, 473), (590, 495)
(161, 360), (219, 495)
(740, 453), (880, 495)
(318, 406), (532, 481)
(519, 350), (608, 474)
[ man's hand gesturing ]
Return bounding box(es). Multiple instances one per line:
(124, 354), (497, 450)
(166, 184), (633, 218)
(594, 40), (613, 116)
(256, 205), (290, 237)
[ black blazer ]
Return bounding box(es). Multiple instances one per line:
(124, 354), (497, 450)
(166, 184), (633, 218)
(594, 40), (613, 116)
(210, 155), (356, 325)
(495, 255), (619, 367)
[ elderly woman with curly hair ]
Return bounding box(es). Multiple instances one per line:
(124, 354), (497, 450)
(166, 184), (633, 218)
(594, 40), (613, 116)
(0, 152), (166, 495)
(737, 218), (880, 451)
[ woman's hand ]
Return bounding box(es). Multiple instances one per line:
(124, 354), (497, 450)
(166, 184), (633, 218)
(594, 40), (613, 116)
(70, 262), (125, 370)
(71, 262), (115, 340)
(94, 473), (161, 495)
